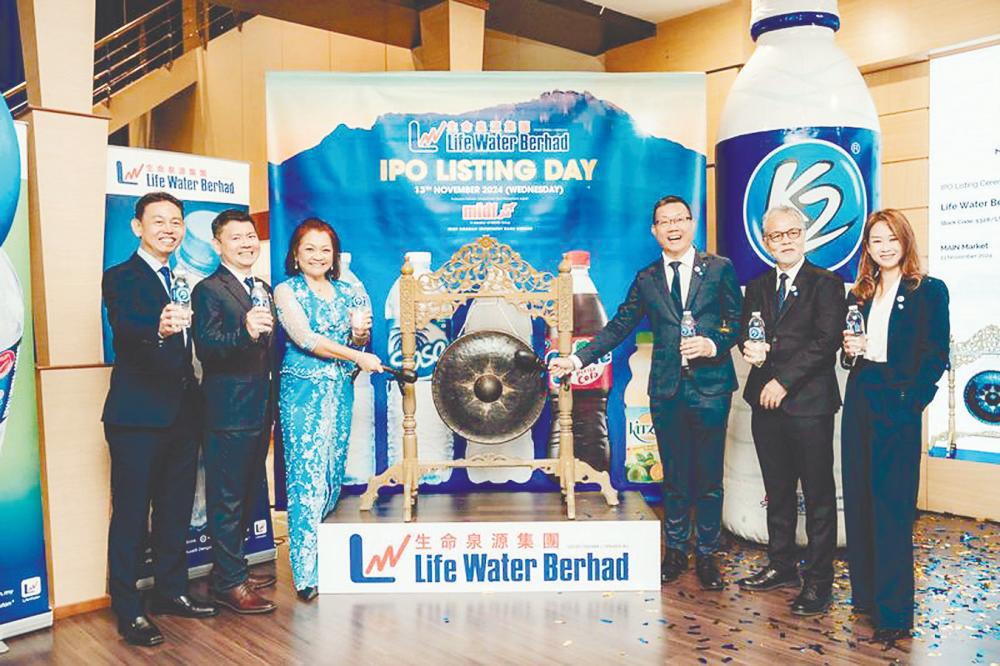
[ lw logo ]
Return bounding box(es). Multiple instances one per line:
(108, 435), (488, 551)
(349, 534), (410, 584)
(21, 576), (41, 599)
(743, 139), (867, 272)
(408, 120), (447, 153)
(115, 160), (143, 185)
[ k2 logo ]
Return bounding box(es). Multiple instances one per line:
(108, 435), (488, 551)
(744, 139), (867, 272)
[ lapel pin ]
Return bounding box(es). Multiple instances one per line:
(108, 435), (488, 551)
(694, 264), (704, 276)
(897, 303), (904, 310)
(790, 285), (798, 296)
(896, 295), (905, 303)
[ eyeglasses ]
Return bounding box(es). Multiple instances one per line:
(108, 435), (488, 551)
(764, 227), (803, 243)
(655, 216), (692, 228)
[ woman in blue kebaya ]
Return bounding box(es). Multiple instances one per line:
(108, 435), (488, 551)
(274, 218), (383, 601)
(841, 209), (950, 647)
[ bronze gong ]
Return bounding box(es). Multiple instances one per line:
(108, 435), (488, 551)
(431, 330), (547, 444)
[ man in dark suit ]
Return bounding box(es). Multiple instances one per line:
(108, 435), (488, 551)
(549, 195), (743, 590)
(102, 191), (217, 648)
(192, 209), (277, 614)
(736, 206), (846, 616)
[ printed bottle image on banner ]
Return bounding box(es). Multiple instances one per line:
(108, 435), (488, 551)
(715, 0), (880, 285)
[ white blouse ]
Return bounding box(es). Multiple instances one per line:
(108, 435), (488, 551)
(864, 276), (901, 363)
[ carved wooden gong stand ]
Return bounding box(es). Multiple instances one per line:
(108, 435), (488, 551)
(359, 236), (619, 521)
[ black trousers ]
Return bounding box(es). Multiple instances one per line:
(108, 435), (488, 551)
(750, 408), (837, 584)
(842, 361), (922, 630)
(105, 409), (199, 619)
(650, 379), (732, 556)
(203, 425), (270, 592)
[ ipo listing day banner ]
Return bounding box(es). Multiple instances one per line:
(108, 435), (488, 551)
(267, 72), (708, 495)
(928, 45), (1000, 464)
(319, 520), (660, 594)
(0, 120), (52, 637)
(103, 147), (276, 572)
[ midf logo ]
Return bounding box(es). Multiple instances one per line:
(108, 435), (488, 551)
(115, 160), (143, 185)
(743, 139), (867, 273)
(408, 120), (448, 153)
(349, 533), (411, 583)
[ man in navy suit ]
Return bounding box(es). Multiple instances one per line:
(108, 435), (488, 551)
(102, 192), (217, 648)
(736, 206), (846, 616)
(550, 195), (743, 590)
(192, 210), (277, 614)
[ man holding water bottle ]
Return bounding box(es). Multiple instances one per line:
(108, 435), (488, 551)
(192, 209), (278, 614)
(102, 192), (217, 648)
(737, 206), (846, 617)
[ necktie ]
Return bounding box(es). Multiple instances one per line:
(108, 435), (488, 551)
(669, 261), (683, 314)
(244, 276), (255, 294)
(159, 266), (172, 296)
(777, 272), (789, 312)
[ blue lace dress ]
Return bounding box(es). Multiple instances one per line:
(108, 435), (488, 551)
(274, 274), (362, 591)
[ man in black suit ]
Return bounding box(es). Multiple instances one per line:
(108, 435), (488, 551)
(550, 195), (743, 590)
(192, 209), (277, 614)
(736, 206), (846, 616)
(102, 192), (217, 648)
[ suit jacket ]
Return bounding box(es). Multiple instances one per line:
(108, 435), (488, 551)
(576, 251), (743, 399)
(192, 267), (276, 431)
(843, 276), (950, 411)
(102, 253), (197, 428)
(741, 260), (846, 416)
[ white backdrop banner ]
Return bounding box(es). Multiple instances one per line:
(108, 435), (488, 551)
(928, 44), (1000, 464)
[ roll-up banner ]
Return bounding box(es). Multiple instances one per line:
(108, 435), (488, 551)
(103, 147), (275, 574)
(0, 118), (52, 641)
(267, 72), (708, 497)
(928, 44), (1000, 464)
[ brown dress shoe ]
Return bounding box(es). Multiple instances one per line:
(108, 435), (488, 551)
(213, 582), (276, 614)
(247, 572), (277, 590)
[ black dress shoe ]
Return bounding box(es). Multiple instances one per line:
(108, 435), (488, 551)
(117, 615), (164, 647)
(695, 554), (725, 591)
(660, 549), (688, 583)
(790, 583), (832, 616)
(871, 628), (911, 648)
(149, 593), (218, 619)
(297, 586), (318, 602)
(737, 566), (799, 591)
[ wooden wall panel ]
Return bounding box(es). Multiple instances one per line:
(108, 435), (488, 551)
(882, 159), (928, 211)
(864, 60), (929, 116)
(880, 108), (929, 164)
(484, 30), (604, 71)
(39, 367), (113, 608)
(200, 24), (244, 161)
(706, 67), (738, 166)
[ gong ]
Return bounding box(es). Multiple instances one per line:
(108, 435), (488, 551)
(431, 330), (547, 444)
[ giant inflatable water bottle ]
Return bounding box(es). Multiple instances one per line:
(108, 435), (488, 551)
(385, 252), (454, 485)
(0, 103), (22, 457)
(716, 0), (880, 284)
(717, 0), (875, 546)
(340, 252), (376, 485)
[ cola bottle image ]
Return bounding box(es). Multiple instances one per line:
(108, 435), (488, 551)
(546, 250), (611, 472)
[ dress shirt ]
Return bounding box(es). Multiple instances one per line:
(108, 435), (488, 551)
(863, 275), (900, 363)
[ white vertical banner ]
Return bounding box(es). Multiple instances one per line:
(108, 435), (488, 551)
(928, 44), (1000, 464)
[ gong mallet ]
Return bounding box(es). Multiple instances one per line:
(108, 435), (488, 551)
(515, 349), (574, 392)
(352, 363), (418, 389)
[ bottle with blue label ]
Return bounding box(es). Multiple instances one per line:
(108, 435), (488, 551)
(340, 252), (376, 485)
(385, 251), (454, 484)
(173, 209), (221, 282)
(716, 0), (880, 284)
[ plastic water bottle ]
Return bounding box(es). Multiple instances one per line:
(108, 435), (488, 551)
(174, 209), (221, 282)
(747, 310), (767, 367)
(385, 251), (453, 484)
(680, 310), (697, 370)
(624, 331), (660, 485)
(716, 0), (880, 284)
(546, 250), (611, 473)
(340, 252), (375, 485)
(250, 279), (270, 309)
(171, 270), (192, 311)
(0, 250), (24, 456)
(845, 304), (865, 365)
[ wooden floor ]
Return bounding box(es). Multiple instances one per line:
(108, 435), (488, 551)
(6, 492), (999, 665)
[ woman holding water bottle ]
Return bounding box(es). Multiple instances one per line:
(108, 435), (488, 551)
(840, 209), (950, 646)
(274, 218), (383, 601)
